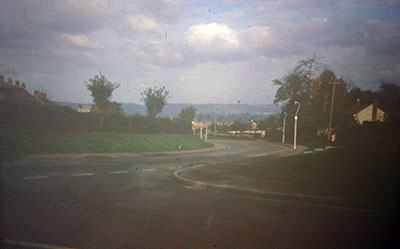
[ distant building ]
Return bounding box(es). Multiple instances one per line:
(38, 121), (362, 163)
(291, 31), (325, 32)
(228, 130), (266, 138)
(250, 120), (257, 129)
(192, 121), (210, 129)
(0, 75), (50, 104)
(73, 104), (94, 113)
(352, 100), (385, 124)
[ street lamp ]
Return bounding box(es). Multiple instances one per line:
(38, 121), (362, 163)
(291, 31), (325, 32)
(282, 112), (288, 143)
(294, 101), (300, 149)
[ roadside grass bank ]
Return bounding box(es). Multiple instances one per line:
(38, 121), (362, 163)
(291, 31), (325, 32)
(0, 132), (213, 160)
(233, 148), (399, 203)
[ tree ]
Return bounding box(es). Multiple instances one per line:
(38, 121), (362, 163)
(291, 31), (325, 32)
(347, 87), (376, 107)
(230, 121), (248, 131)
(103, 101), (124, 115)
(258, 115), (282, 141)
(85, 72), (120, 113)
(273, 55), (323, 107)
(272, 56), (324, 139)
(141, 86), (170, 118)
(272, 56), (351, 141)
(179, 105), (196, 122)
(258, 115), (280, 131)
(377, 82), (400, 114)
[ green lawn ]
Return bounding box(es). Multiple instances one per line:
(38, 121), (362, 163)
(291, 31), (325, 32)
(0, 132), (213, 159)
(235, 148), (399, 203)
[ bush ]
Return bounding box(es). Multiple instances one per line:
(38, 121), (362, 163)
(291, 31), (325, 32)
(0, 101), (191, 134)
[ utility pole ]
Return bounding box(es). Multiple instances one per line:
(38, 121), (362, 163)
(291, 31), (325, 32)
(214, 117), (217, 135)
(294, 101), (300, 149)
(327, 80), (342, 141)
(282, 112), (288, 143)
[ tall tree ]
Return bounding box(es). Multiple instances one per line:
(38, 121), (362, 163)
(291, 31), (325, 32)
(272, 56), (350, 141)
(179, 105), (196, 123)
(272, 56), (324, 138)
(347, 87), (376, 107)
(230, 121), (248, 131)
(141, 86), (170, 118)
(85, 72), (120, 113)
(273, 55), (324, 107)
(377, 82), (400, 113)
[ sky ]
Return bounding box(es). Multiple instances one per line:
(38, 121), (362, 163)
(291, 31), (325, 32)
(1, 0), (399, 104)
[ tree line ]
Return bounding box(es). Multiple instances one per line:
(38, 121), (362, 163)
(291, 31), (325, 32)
(0, 101), (193, 134)
(264, 55), (400, 143)
(0, 72), (197, 134)
(85, 72), (196, 122)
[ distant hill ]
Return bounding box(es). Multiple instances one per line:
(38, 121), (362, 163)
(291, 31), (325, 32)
(161, 103), (281, 115)
(56, 102), (281, 116)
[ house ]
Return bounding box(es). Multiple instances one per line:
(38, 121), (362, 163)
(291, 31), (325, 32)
(250, 120), (257, 129)
(352, 100), (385, 124)
(191, 121), (210, 129)
(228, 129), (266, 138)
(73, 104), (95, 113)
(0, 75), (50, 104)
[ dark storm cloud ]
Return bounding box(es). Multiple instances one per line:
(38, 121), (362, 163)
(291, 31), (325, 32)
(0, 0), (399, 104)
(296, 16), (400, 56)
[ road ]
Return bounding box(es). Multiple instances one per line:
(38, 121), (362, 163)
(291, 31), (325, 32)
(1, 140), (396, 248)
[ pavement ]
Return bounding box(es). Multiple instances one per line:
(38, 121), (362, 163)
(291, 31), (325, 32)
(173, 144), (393, 212)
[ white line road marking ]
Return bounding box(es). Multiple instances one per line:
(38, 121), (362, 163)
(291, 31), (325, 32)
(71, 172), (94, 177)
(5, 238), (78, 249)
(23, 175), (48, 180)
(110, 170), (129, 174)
(142, 168), (156, 172)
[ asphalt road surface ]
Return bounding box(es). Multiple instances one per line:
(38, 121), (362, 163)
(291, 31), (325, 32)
(1, 140), (397, 248)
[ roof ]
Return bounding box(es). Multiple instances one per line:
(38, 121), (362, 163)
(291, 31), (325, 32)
(0, 81), (53, 105)
(349, 103), (371, 115)
(0, 81), (40, 103)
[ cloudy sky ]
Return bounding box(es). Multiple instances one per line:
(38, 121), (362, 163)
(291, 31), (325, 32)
(1, 0), (399, 104)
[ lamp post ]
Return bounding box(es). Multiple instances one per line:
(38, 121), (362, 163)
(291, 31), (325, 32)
(293, 101), (300, 149)
(282, 112), (288, 143)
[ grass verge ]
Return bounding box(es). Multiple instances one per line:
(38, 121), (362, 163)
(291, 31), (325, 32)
(0, 132), (213, 160)
(207, 133), (255, 141)
(234, 148), (399, 203)
(300, 141), (332, 151)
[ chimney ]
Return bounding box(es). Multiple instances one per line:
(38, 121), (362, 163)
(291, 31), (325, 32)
(8, 78), (12, 85)
(15, 80), (20, 87)
(34, 90), (39, 97)
(43, 91), (47, 98)
(0, 75), (4, 83)
(372, 99), (378, 121)
(21, 83), (26, 89)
